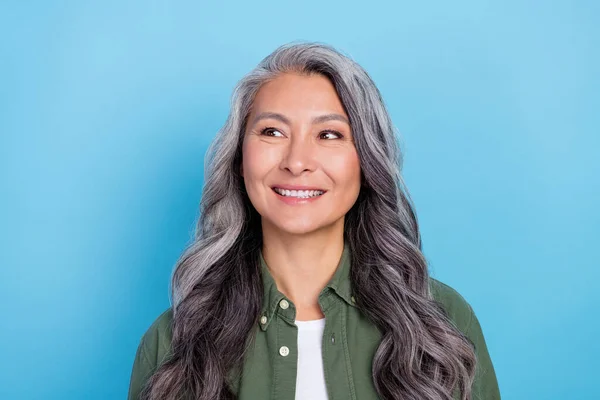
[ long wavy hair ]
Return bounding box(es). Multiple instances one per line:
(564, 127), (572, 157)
(141, 41), (476, 400)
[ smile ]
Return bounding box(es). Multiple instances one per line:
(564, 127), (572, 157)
(272, 187), (325, 198)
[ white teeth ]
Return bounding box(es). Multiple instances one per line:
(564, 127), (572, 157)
(273, 188), (324, 198)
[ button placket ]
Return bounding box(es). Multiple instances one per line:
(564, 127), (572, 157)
(273, 298), (298, 400)
(276, 298), (294, 357)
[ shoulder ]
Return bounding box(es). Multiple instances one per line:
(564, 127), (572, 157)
(429, 279), (502, 398)
(128, 308), (174, 399)
(429, 277), (474, 335)
(139, 307), (174, 367)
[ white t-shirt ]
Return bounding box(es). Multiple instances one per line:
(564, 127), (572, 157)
(294, 317), (329, 399)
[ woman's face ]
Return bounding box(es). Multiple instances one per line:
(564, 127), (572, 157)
(241, 72), (361, 236)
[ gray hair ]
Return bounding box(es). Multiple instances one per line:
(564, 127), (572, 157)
(141, 41), (476, 400)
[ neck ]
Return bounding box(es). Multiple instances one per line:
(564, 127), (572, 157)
(261, 219), (345, 321)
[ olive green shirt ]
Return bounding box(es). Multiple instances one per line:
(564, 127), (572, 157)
(128, 243), (500, 399)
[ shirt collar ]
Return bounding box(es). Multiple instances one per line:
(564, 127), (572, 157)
(258, 241), (356, 331)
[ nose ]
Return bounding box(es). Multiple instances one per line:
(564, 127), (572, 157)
(279, 133), (317, 176)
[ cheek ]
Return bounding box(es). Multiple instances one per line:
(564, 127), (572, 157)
(329, 150), (362, 189)
(242, 141), (277, 183)
(242, 141), (260, 177)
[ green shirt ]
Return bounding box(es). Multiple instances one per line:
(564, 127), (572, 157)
(128, 243), (501, 399)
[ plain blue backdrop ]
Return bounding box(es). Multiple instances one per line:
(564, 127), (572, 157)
(1, 1), (598, 399)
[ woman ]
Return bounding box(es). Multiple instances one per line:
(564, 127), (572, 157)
(128, 42), (500, 400)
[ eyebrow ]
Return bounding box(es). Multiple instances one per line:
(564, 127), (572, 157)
(250, 112), (350, 127)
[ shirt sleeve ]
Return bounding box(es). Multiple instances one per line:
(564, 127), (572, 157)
(466, 305), (501, 400)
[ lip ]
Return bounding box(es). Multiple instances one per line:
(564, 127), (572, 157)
(270, 184), (327, 191)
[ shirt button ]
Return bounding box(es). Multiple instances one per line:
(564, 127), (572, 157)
(260, 316), (268, 325)
(279, 346), (290, 357)
(279, 299), (289, 309)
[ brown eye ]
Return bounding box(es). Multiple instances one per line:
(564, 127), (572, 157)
(260, 127), (284, 137)
(320, 130), (343, 140)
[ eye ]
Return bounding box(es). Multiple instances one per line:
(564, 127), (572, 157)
(260, 127), (284, 137)
(320, 130), (344, 140)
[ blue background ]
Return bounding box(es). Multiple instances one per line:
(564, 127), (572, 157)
(1, 1), (598, 399)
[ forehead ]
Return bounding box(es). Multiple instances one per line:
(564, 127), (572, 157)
(250, 72), (347, 116)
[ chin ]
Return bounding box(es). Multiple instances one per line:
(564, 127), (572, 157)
(266, 217), (328, 236)
(276, 222), (323, 236)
